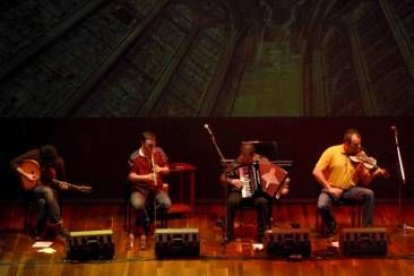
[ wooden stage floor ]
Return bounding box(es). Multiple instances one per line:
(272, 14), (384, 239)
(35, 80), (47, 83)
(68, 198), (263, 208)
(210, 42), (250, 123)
(1, 202), (414, 275)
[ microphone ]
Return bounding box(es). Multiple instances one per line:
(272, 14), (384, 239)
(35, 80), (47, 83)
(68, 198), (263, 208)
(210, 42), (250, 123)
(242, 140), (277, 145)
(204, 123), (213, 136)
(391, 125), (397, 135)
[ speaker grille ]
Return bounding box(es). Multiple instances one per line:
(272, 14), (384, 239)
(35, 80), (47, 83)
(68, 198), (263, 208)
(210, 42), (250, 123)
(341, 227), (388, 256)
(155, 228), (200, 258)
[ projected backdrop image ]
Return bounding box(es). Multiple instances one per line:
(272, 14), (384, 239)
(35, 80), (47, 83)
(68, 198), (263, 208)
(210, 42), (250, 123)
(0, 0), (413, 117)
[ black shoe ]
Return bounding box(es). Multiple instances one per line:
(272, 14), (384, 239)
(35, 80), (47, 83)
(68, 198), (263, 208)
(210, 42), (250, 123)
(33, 228), (45, 241)
(33, 233), (43, 241)
(33, 220), (45, 237)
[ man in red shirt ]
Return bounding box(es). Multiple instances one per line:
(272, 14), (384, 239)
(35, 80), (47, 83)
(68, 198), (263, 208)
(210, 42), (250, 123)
(128, 131), (171, 248)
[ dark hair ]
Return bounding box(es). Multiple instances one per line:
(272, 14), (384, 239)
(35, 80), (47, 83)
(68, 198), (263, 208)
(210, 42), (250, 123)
(140, 131), (156, 143)
(39, 145), (59, 165)
(343, 128), (361, 143)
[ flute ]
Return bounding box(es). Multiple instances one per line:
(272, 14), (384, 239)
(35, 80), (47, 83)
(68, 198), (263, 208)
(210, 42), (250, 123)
(151, 147), (158, 187)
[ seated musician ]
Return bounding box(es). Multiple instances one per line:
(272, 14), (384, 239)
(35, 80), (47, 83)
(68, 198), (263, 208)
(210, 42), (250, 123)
(128, 131), (171, 249)
(313, 129), (388, 237)
(10, 145), (69, 240)
(220, 141), (274, 243)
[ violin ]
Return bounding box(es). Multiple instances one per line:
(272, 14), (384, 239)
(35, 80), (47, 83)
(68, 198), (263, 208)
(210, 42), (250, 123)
(349, 151), (389, 177)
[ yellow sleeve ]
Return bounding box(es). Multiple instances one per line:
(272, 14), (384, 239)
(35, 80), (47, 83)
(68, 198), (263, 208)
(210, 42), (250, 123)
(315, 147), (332, 171)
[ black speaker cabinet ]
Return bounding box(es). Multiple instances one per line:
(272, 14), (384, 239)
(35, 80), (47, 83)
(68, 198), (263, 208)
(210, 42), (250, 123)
(265, 228), (311, 258)
(66, 229), (115, 261)
(155, 228), (200, 259)
(341, 227), (388, 256)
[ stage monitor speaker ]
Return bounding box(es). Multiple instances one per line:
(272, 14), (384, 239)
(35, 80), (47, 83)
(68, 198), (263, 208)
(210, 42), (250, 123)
(66, 229), (114, 261)
(265, 228), (311, 258)
(155, 228), (200, 259)
(341, 227), (388, 256)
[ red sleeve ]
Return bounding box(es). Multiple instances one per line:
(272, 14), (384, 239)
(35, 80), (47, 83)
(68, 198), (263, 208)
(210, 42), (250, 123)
(155, 148), (168, 167)
(130, 158), (141, 174)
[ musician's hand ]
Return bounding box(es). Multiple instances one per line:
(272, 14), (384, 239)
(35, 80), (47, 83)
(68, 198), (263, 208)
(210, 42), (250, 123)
(281, 187), (289, 195)
(154, 165), (166, 174)
(374, 168), (389, 178)
(144, 173), (155, 182)
(59, 182), (70, 190)
(324, 187), (343, 199)
(230, 179), (243, 189)
(25, 173), (39, 182)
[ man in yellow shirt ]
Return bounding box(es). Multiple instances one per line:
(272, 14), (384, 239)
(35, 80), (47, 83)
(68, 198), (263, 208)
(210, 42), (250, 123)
(313, 129), (385, 236)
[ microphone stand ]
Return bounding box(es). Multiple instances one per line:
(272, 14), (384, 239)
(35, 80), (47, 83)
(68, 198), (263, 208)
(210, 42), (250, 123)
(392, 127), (414, 235)
(203, 124), (234, 245)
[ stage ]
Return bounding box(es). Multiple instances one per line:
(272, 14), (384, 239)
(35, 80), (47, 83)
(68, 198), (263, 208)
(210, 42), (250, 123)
(1, 202), (414, 275)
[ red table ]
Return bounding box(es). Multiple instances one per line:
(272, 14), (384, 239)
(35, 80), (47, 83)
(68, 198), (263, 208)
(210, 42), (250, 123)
(168, 162), (196, 216)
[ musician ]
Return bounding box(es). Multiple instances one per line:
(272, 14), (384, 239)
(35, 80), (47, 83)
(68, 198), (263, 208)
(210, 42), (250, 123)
(221, 141), (272, 243)
(10, 145), (68, 240)
(128, 131), (171, 248)
(313, 129), (387, 237)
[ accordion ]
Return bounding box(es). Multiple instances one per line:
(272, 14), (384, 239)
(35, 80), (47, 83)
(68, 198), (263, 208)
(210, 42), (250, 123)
(239, 162), (290, 199)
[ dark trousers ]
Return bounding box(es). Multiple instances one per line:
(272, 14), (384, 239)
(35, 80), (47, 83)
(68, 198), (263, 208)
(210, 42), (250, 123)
(225, 190), (270, 239)
(32, 184), (61, 232)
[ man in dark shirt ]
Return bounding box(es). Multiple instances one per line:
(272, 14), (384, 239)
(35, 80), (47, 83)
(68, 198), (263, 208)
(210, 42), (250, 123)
(10, 145), (68, 240)
(221, 141), (273, 243)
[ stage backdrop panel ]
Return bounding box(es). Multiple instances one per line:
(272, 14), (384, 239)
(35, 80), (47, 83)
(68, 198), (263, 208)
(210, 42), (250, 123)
(0, 117), (412, 202)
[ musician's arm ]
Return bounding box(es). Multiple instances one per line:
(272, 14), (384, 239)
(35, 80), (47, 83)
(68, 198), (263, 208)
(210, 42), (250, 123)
(312, 167), (331, 189)
(128, 156), (155, 184)
(129, 171), (153, 182)
(313, 149), (344, 199)
(9, 149), (39, 178)
(313, 166), (344, 199)
(355, 163), (383, 186)
(220, 173), (242, 189)
(156, 148), (170, 174)
(220, 173), (230, 185)
(155, 165), (170, 174)
(15, 166), (32, 180)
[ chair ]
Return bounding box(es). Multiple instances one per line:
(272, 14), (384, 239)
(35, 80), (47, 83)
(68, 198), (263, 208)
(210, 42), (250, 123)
(124, 182), (168, 234)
